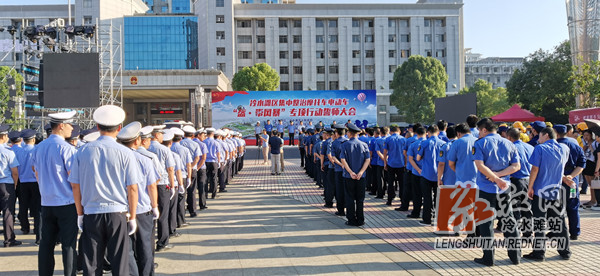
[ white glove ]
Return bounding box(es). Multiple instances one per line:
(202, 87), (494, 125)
(77, 215), (84, 232)
(152, 207), (160, 220)
(170, 187), (176, 200)
(128, 219), (137, 235)
(186, 178), (192, 189)
(178, 184), (185, 194)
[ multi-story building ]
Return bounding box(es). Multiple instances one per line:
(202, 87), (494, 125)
(196, 0), (464, 125)
(464, 48), (523, 89)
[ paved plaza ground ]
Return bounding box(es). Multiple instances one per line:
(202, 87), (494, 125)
(1, 147), (600, 275)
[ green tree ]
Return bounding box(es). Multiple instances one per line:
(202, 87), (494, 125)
(0, 66), (25, 128)
(231, 63), (280, 91)
(460, 79), (510, 118)
(390, 55), (448, 124)
(506, 41), (575, 123)
(570, 58), (600, 108)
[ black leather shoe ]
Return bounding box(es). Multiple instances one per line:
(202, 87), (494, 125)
(334, 211), (345, 216)
(407, 214), (419, 219)
(3, 240), (22, 247)
(21, 229), (30, 235)
(395, 207), (408, 211)
(323, 204), (334, 208)
(345, 221), (358, 226)
(190, 213), (198, 218)
(560, 253), (571, 260)
(385, 201), (392, 206)
(375, 196), (384, 199)
(219, 190), (228, 192)
(523, 252), (545, 262)
(368, 192), (376, 195)
(570, 234), (578, 240)
(156, 244), (174, 252)
(474, 257), (493, 266)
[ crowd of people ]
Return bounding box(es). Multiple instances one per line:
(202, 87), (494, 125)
(0, 105), (245, 275)
(293, 114), (600, 267)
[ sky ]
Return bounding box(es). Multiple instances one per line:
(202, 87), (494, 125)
(3, 0), (569, 58)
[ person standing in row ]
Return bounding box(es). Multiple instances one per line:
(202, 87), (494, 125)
(340, 123), (370, 227)
(436, 126), (457, 186)
(171, 128), (192, 228)
(298, 130), (306, 168)
(181, 126), (201, 217)
(288, 121), (297, 146)
(268, 130), (283, 175)
(321, 128), (334, 208)
(506, 127), (534, 233)
(406, 127), (426, 219)
(328, 124), (348, 216)
(194, 129), (209, 211)
(447, 123), (478, 187)
(0, 125), (20, 248)
(384, 126), (405, 207)
(416, 125), (445, 226)
(15, 129), (40, 244)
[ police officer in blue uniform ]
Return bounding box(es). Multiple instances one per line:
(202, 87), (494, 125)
(313, 128), (323, 188)
(525, 127), (572, 261)
(298, 130), (306, 168)
(437, 120), (449, 142)
(329, 124), (349, 216)
(170, 128), (192, 228)
(416, 125), (445, 226)
(203, 128), (222, 199)
(528, 121), (545, 146)
(32, 111), (78, 276)
(181, 125), (202, 217)
(506, 127), (534, 232)
(407, 126), (426, 219)
(276, 120), (285, 138)
(384, 126), (405, 206)
(0, 125), (20, 248)
(397, 124), (420, 211)
(554, 124), (586, 240)
(437, 126), (457, 186)
(368, 129), (381, 196)
(69, 105), (142, 275)
(340, 123), (370, 226)
(15, 129), (40, 243)
(374, 127), (389, 199)
(162, 129), (184, 238)
(447, 123), (478, 187)
(466, 114), (479, 138)
(194, 128), (209, 210)
(117, 122), (160, 276)
(265, 120), (273, 136)
(471, 118), (521, 266)
(321, 128), (334, 208)
(288, 121), (297, 146)
(305, 128), (315, 178)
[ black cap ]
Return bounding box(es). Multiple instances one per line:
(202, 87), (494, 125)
(324, 127), (334, 133)
(333, 124), (346, 130)
(347, 123), (361, 133)
(68, 125), (81, 140)
(8, 131), (22, 141)
(0, 124), (9, 135)
(20, 129), (37, 140)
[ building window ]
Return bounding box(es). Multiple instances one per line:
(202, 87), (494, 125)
(365, 65), (374, 73)
(293, 35), (302, 43)
(237, 20), (251, 27)
(280, 51), (288, 59)
(279, 19), (288, 28)
(316, 51), (324, 58)
(329, 81), (339, 90)
(493, 67), (499, 73)
(389, 65), (396, 73)
(352, 20), (360, 27)
(352, 66), (361, 73)
(316, 19), (324, 28)
(279, 35), (288, 43)
(465, 67), (470, 73)
(216, 0), (224, 7)
(329, 20), (337, 28)
(257, 51), (266, 59)
(216, 15), (225, 23)
(83, 0), (92, 8)
(293, 82), (303, 90)
(436, 34), (445, 42)
(425, 49), (432, 57)
(389, 50), (395, 58)
(83, 16), (93, 25)
(216, 31), (225, 40)
(367, 20), (374, 27)
(280, 66), (289, 74)
(216, 47), (226, 56)
(293, 66), (303, 74)
(365, 50), (374, 58)
(352, 35), (360, 43)
(217, 63), (226, 71)
(293, 51), (302, 59)
(401, 49), (410, 58)
(293, 20), (302, 28)
(388, 19), (396, 28)
(353, 81), (361, 90)
(317, 66), (325, 74)
(280, 82), (289, 91)
(424, 19), (431, 27)
(400, 34), (410, 42)
(238, 35), (252, 43)
(257, 35), (265, 43)
(399, 19), (409, 27)
(238, 51), (251, 59)
(436, 49), (445, 58)
(424, 34), (432, 42)
(352, 50), (360, 58)
(317, 81), (325, 90)
(435, 19), (445, 27)
(329, 50), (338, 58)
(365, 35), (374, 43)
(316, 35), (324, 43)
(496, 77), (501, 83)
(257, 20), (265, 27)
(365, 81), (375, 90)
(329, 35), (338, 43)
(329, 66), (338, 74)
(389, 34), (396, 42)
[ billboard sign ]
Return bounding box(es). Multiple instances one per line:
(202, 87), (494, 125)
(211, 90), (377, 137)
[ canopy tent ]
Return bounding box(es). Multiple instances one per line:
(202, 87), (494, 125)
(491, 104), (545, 122)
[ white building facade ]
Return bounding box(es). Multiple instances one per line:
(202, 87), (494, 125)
(464, 49), (523, 89)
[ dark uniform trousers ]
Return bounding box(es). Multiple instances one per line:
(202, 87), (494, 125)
(530, 194), (570, 258)
(197, 169), (207, 209)
(177, 183), (187, 227)
(39, 204), (78, 276)
(334, 171), (345, 214)
(186, 170), (198, 215)
(400, 171), (414, 210)
(387, 167), (403, 204)
(344, 177), (366, 225)
(255, 134), (260, 146)
(477, 190), (521, 265)
(365, 166), (373, 193)
(128, 211), (155, 276)
(156, 185), (171, 248)
(508, 177), (532, 236)
(289, 133), (295, 146)
(0, 183), (17, 244)
(299, 148), (306, 167)
(375, 165), (385, 197)
(169, 187), (178, 235)
(238, 155), (244, 171)
(419, 178), (437, 224)
(561, 183), (580, 237)
(218, 165), (226, 192)
(206, 162), (218, 198)
(306, 154), (313, 177)
(323, 167), (335, 205)
(409, 174), (423, 218)
(17, 182), (41, 242)
(82, 212), (129, 276)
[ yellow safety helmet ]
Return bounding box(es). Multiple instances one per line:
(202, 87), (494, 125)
(577, 122), (588, 131)
(520, 132), (530, 142)
(545, 122), (553, 128)
(513, 121), (524, 129)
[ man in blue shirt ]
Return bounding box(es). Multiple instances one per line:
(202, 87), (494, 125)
(555, 124), (586, 240)
(374, 127), (389, 199)
(448, 123), (478, 187)
(397, 124), (419, 211)
(254, 122), (262, 146)
(298, 130), (306, 167)
(329, 124), (349, 216)
(288, 121), (297, 146)
(384, 126), (405, 206)
(195, 129), (209, 210)
(506, 127), (534, 232)
(437, 126), (457, 186)
(528, 121), (545, 146)
(471, 118), (521, 266)
(368, 129), (381, 195)
(265, 120), (273, 136)
(466, 114), (479, 138)
(268, 131), (283, 175)
(70, 105), (142, 275)
(203, 128), (222, 199)
(276, 120), (285, 138)
(171, 128), (192, 228)
(340, 123), (370, 226)
(313, 130), (323, 187)
(525, 127), (572, 261)
(321, 129), (334, 207)
(32, 111), (78, 275)
(0, 125), (20, 248)
(181, 126), (201, 217)
(305, 129), (315, 179)
(407, 126), (426, 218)
(437, 120), (449, 142)
(416, 125), (445, 226)
(15, 129), (40, 243)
